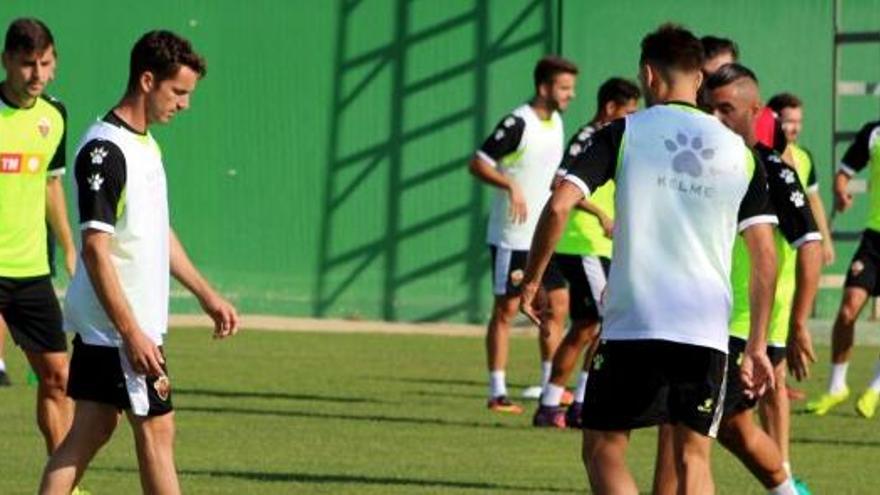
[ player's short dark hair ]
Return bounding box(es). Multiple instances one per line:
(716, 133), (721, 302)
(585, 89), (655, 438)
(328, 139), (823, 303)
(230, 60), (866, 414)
(767, 92), (803, 113)
(4, 18), (54, 55)
(597, 77), (641, 108)
(533, 55), (578, 88)
(704, 63), (758, 90)
(126, 30), (207, 94)
(640, 24), (704, 75)
(701, 35), (739, 62)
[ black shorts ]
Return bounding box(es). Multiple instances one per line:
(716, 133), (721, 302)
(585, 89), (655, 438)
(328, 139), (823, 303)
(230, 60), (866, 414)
(582, 339), (727, 437)
(489, 245), (565, 296)
(844, 229), (880, 296)
(555, 254), (610, 321)
(724, 337), (787, 415)
(0, 275), (66, 352)
(67, 335), (173, 417)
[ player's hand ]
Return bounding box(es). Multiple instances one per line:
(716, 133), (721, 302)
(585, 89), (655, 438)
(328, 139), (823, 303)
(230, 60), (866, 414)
(519, 281), (542, 327)
(822, 241), (836, 266)
(740, 344), (775, 399)
(122, 330), (165, 376)
(508, 182), (527, 224)
(200, 292), (240, 339)
(64, 249), (77, 278)
(786, 322), (816, 381)
(599, 214), (614, 239)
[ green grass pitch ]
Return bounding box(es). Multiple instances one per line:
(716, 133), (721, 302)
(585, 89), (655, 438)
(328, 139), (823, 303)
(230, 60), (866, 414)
(1, 328), (878, 494)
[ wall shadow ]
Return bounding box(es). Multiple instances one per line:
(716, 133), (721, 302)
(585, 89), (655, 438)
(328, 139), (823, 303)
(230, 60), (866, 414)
(315, 0), (556, 323)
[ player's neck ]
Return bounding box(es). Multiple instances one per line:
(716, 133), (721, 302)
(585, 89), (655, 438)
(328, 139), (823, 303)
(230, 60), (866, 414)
(113, 96), (149, 134)
(0, 81), (37, 109)
(529, 97), (555, 121)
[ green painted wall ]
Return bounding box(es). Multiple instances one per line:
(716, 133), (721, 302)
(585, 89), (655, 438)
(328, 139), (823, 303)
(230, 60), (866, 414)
(4, 0), (878, 322)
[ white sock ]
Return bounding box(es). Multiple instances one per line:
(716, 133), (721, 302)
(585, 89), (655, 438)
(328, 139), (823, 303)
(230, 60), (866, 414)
(540, 383), (565, 407)
(540, 361), (552, 387)
(782, 461), (792, 477)
(869, 361), (880, 393)
(769, 477), (798, 495)
(574, 371), (589, 403)
(829, 362), (849, 394)
(0, 359), (6, 372)
(489, 370), (507, 398)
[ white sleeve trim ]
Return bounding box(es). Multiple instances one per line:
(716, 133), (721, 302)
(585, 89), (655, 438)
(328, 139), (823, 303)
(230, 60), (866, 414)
(475, 150), (497, 168)
(806, 184), (819, 194)
(738, 214), (779, 232)
(80, 220), (115, 234)
(837, 162), (856, 177)
(562, 174), (591, 198)
(47, 168), (66, 177)
(790, 231), (823, 248)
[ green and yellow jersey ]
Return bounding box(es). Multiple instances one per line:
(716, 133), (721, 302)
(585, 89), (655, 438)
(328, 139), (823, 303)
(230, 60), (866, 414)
(838, 121), (880, 231)
(0, 91), (66, 278)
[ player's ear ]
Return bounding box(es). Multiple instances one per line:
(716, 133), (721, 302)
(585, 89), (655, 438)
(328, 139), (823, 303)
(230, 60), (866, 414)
(140, 71), (155, 93)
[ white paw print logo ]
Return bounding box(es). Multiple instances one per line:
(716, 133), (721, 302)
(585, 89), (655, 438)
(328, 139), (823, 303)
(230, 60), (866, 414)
(779, 168), (796, 184)
(503, 117), (516, 128)
(790, 190), (805, 208)
(494, 129), (505, 141)
(87, 173), (104, 191)
(90, 146), (109, 165)
(569, 142), (582, 156)
(664, 132), (715, 178)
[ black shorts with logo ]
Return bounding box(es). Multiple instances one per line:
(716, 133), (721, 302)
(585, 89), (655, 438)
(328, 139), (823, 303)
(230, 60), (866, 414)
(555, 254), (610, 321)
(489, 245), (566, 296)
(582, 339), (727, 437)
(723, 337), (787, 415)
(68, 335), (173, 417)
(844, 229), (880, 296)
(0, 275), (66, 352)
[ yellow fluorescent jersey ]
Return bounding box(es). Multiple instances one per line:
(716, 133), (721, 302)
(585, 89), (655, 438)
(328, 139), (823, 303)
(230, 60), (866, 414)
(556, 124), (614, 258)
(838, 121), (880, 231)
(0, 92), (66, 277)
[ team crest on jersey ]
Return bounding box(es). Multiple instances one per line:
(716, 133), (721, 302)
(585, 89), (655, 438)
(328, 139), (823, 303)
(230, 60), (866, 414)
(153, 376), (171, 401)
(664, 132), (714, 178)
(37, 117), (51, 138)
(509, 269), (524, 287)
(851, 260), (865, 276)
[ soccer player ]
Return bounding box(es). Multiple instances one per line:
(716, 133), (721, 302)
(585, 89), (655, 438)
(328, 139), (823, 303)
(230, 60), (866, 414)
(520, 25), (777, 494)
(39, 30), (239, 495)
(700, 35), (738, 75)
(768, 92), (835, 266)
(532, 77), (640, 428)
(807, 117), (880, 419)
(0, 17), (77, 454)
(469, 56), (576, 413)
(655, 63), (822, 495)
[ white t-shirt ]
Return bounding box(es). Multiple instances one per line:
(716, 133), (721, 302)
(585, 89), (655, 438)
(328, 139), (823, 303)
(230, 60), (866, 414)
(65, 113), (170, 347)
(563, 102), (776, 353)
(476, 104), (564, 250)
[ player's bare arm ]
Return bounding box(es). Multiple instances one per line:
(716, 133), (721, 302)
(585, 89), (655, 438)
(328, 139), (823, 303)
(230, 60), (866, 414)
(169, 229), (239, 338)
(468, 156), (527, 224)
(576, 198), (613, 238)
(45, 176), (76, 277)
(787, 240), (821, 380)
(80, 229), (164, 375)
(520, 181), (583, 324)
(833, 171), (852, 212)
(741, 222), (777, 397)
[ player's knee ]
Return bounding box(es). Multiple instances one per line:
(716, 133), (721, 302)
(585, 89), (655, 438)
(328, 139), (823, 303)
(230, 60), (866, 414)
(141, 416), (176, 445)
(39, 366), (68, 396)
(838, 301), (861, 326)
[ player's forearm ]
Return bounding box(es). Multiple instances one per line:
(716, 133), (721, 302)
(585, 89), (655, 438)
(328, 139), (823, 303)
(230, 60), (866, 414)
(45, 179), (76, 256)
(524, 186), (580, 286)
(790, 241), (821, 328)
(745, 226), (778, 348)
(575, 198), (607, 219)
(169, 229), (216, 303)
(807, 192), (832, 244)
(468, 157), (513, 191)
(81, 242), (141, 339)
